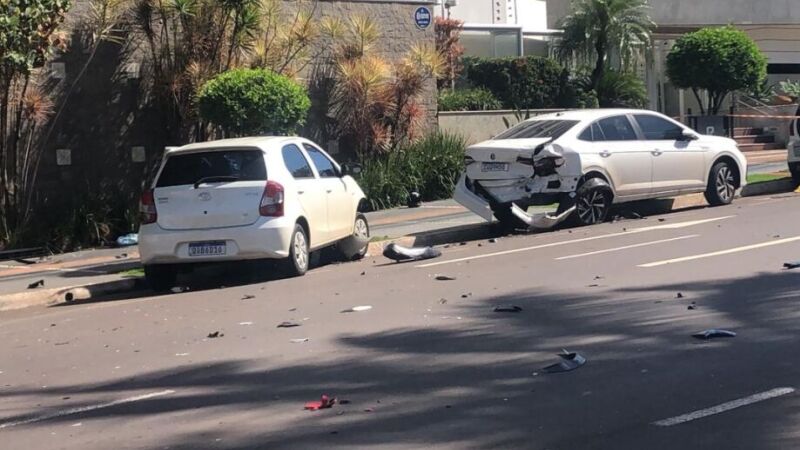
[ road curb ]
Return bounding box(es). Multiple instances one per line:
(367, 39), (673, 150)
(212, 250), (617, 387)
(741, 178), (795, 197)
(0, 278), (142, 312)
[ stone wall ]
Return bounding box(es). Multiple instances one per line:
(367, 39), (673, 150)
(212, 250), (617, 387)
(32, 0), (436, 244)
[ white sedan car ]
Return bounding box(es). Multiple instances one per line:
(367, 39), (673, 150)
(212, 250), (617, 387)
(455, 109), (747, 229)
(139, 136), (369, 290)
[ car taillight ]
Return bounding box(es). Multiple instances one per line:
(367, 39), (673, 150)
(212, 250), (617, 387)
(260, 181), (284, 217)
(139, 189), (157, 224)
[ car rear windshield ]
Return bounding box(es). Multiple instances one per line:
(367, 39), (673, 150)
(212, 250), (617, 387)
(156, 149), (267, 188)
(494, 120), (579, 140)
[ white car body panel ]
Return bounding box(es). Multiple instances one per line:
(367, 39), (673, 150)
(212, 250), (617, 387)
(139, 136), (366, 266)
(455, 109), (747, 228)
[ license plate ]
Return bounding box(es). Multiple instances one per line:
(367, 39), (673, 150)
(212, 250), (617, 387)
(188, 241), (226, 257)
(481, 162), (509, 172)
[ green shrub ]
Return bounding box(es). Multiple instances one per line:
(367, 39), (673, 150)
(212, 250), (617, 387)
(438, 88), (502, 111)
(464, 56), (567, 109)
(779, 79), (800, 101)
(357, 131), (467, 211)
(197, 68), (310, 136)
(594, 70), (648, 108)
(667, 26), (767, 115)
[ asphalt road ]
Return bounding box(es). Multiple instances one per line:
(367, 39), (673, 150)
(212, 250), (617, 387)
(3, 194), (800, 449)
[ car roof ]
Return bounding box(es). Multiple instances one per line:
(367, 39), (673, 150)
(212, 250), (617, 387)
(168, 136), (299, 154)
(526, 108), (661, 123)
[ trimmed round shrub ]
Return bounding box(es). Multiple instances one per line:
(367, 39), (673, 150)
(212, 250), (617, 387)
(197, 68), (311, 135)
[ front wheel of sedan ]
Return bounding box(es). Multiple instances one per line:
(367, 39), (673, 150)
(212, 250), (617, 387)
(704, 161), (737, 206)
(570, 178), (613, 227)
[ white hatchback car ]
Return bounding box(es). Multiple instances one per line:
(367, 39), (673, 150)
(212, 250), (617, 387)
(139, 136), (369, 290)
(455, 109), (747, 229)
(787, 107), (800, 182)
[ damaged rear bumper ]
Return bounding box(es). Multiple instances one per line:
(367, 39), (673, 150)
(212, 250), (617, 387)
(453, 174), (575, 230)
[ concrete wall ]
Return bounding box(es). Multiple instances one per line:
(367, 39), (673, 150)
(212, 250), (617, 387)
(438, 109), (566, 144)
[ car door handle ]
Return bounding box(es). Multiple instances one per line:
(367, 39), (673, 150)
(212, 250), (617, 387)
(326, 189), (332, 193)
(600, 150), (612, 158)
(652, 150), (663, 156)
(297, 190), (304, 195)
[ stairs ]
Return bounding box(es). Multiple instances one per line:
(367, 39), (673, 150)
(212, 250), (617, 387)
(733, 127), (783, 152)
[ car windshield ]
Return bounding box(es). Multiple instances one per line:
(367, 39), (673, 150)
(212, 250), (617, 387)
(156, 149), (267, 188)
(494, 120), (579, 140)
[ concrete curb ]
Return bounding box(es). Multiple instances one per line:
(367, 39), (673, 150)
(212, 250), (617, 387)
(741, 178), (795, 197)
(0, 278), (142, 312)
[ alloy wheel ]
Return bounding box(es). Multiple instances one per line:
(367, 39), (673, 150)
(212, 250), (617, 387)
(716, 166), (735, 203)
(577, 190), (607, 225)
(294, 231), (308, 271)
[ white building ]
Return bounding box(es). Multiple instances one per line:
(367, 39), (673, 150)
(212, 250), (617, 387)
(436, 0), (560, 58)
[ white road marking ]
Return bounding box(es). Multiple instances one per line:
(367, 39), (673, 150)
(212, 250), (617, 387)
(639, 235), (800, 268)
(652, 387), (795, 427)
(0, 390), (175, 429)
(555, 235), (700, 260)
(417, 216), (734, 268)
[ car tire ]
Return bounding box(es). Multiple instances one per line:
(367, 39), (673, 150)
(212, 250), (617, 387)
(569, 178), (613, 227)
(283, 223), (309, 277)
(337, 213), (370, 261)
(790, 162), (800, 184)
(492, 203), (529, 232)
(144, 264), (177, 292)
(704, 161), (737, 206)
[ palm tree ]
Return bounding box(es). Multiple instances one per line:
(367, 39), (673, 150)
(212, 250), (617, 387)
(556, 0), (654, 91)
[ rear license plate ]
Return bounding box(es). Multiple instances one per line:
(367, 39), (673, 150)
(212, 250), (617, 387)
(188, 241), (227, 257)
(481, 162), (509, 172)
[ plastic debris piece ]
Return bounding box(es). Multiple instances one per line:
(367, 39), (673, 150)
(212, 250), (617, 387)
(341, 305), (372, 313)
(27, 279), (44, 289)
(588, 284), (599, 288)
(676, 292), (684, 298)
(594, 275), (604, 280)
(783, 261), (800, 269)
(383, 243), (441, 262)
(435, 275), (456, 281)
(407, 191), (421, 208)
(439, 298), (447, 304)
(687, 305), (697, 310)
(461, 293), (470, 298)
(239, 322), (254, 326)
(488, 238), (498, 243)
(116, 253), (128, 259)
(171, 287), (188, 293)
(493, 305), (522, 313)
(658, 218), (666, 222)
(692, 329), (736, 340)
(304, 394), (336, 411)
(459, 242), (467, 246)
(290, 338), (309, 343)
(542, 350), (587, 374)
(207, 331), (223, 338)
(360, 271), (366, 276)
(277, 321), (300, 328)
(116, 233), (138, 247)
(65, 292), (74, 302)
(338, 399), (351, 405)
(241, 294), (255, 300)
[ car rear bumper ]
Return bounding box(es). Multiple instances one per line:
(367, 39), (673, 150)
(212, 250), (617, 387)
(453, 174), (494, 222)
(139, 216), (294, 265)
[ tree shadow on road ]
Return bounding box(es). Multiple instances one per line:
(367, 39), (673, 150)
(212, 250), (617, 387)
(4, 270), (800, 449)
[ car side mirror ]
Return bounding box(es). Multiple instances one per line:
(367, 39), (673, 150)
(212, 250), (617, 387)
(341, 163), (362, 176)
(680, 129), (699, 141)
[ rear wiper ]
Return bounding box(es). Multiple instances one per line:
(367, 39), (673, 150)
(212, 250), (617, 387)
(193, 175), (239, 189)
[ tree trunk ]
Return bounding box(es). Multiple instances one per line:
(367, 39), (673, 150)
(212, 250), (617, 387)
(590, 34), (607, 91)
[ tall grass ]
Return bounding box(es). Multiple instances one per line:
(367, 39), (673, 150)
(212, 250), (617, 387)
(357, 131), (466, 211)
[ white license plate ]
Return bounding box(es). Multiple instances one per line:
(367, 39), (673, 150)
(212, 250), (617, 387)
(188, 241), (226, 257)
(481, 162), (509, 172)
